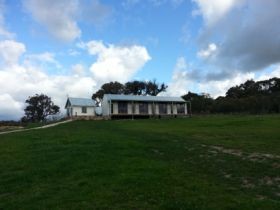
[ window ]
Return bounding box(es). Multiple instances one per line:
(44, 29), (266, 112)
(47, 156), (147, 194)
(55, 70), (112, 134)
(132, 103), (135, 114)
(118, 102), (128, 114)
(159, 103), (167, 114)
(177, 103), (185, 114)
(82, 107), (87, 113)
(139, 102), (148, 114)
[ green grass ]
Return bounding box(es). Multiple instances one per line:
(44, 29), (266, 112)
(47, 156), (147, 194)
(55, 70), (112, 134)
(0, 115), (280, 209)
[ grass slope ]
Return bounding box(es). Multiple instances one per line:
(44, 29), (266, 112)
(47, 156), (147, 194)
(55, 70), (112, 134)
(0, 115), (280, 209)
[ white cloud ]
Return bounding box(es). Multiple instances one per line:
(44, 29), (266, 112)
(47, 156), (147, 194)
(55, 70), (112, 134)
(167, 57), (256, 98)
(81, 0), (111, 27)
(193, 0), (244, 26)
(0, 40), (97, 120)
(23, 0), (112, 42)
(24, 52), (61, 68)
(71, 63), (85, 76)
(0, 39), (151, 120)
(179, 22), (191, 44)
(68, 49), (80, 56)
(0, 40), (26, 65)
(27, 52), (57, 63)
(168, 58), (280, 98)
(0, 0), (15, 38)
(198, 72), (254, 98)
(256, 65), (280, 81)
(0, 94), (24, 120)
(165, 57), (197, 96)
(0, 63), (97, 120)
(197, 43), (217, 59)
(83, 40), (151, 83)
(23, 0), (81, 42)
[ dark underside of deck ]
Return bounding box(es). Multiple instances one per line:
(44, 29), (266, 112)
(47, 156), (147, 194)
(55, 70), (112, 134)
(110, 114), (189, 119)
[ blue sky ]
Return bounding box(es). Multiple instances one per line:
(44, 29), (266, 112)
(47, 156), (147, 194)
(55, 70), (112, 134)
(1, 0), (280, 120)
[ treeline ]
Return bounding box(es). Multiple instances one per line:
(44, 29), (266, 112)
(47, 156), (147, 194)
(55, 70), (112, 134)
(92, 80), (168, 102)
(183, 77), (280, 114)
(0, 121), (23, 126)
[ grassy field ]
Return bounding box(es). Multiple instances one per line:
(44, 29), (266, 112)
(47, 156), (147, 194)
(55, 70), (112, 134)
(0, 115), (280, 209)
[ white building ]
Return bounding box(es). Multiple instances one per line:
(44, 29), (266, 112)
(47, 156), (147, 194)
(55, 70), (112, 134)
(102, 94), (189, 118)
(65, 97), (96, 118)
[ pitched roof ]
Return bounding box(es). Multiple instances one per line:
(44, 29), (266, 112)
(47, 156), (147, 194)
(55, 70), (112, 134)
(65, 97), (96, 108)
(103, 94), (186, 102)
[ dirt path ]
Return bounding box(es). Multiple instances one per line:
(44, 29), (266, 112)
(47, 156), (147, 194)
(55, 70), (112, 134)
(0, 119), (73, 135)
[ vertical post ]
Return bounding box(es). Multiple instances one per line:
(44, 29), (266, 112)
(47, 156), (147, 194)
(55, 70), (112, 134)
(152, 101), (154, 116)
(109, 100), (112, 117)
(132, 101), (134, 120)
(189, 101), (192, 117)
(171, 101), (174, 117)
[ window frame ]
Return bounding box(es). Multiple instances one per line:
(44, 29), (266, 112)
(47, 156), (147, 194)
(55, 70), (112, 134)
(176, 103), (185, 114)
(81, 106), (87, 113)
(118, 101), (128, 114)
(159, 103), (167, 114)
(139, 102), (149, 114)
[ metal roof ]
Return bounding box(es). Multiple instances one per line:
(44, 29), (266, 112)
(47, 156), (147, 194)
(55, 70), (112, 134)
(104, 94), (186, 102)
(65, 97), (96, 108)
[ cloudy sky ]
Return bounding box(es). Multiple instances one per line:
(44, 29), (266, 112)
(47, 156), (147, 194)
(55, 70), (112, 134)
(0, 0), (280, 120)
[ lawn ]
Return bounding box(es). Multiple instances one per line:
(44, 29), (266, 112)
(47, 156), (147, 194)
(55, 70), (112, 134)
(0, 115), (279, 209)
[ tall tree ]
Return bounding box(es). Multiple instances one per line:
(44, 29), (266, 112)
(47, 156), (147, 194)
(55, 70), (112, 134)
(92, 81), (124, 103)
(22, 94), (60, 122)
(145, 80), (168, 96)
(101, 81), (124, 94)
(124, 80), (146, 95)
(182, 91), (214, 113)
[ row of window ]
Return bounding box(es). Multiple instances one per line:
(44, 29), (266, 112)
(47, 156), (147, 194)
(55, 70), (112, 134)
(111, 102), (185, 114)
(80, 103), (185, 114)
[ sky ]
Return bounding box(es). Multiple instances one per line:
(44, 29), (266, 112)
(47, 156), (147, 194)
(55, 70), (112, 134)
(0, 0), (280, 120)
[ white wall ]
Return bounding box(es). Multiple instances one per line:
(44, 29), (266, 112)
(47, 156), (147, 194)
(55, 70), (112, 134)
(72, 106), (95, 117)
(172, 104), (177, 114)
(167, 104), (171, 114)
(127, 103), (132, 114)
(113, 102), (118, 114)
(101, 98), (109, 116)
(134, 103), (139, 114)
(155, 104), (159, 114)
(148, 104), (152, 114)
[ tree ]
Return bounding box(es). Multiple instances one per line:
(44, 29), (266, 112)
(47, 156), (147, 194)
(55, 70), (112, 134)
(124, 80), (146, 95)
(92, 81), (124, 103)
(101, 81), (124, 95)
(145, 80), (168, 96)
(92, 80), (168, 102)
(182, 91), (214, 114)
(22, 94), (60, 122)
(92, 89), (105, 106)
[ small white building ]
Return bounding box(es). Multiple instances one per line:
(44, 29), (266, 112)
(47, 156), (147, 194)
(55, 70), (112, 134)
(102, 94), (189, 118)
(65, 97), (96, 118)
